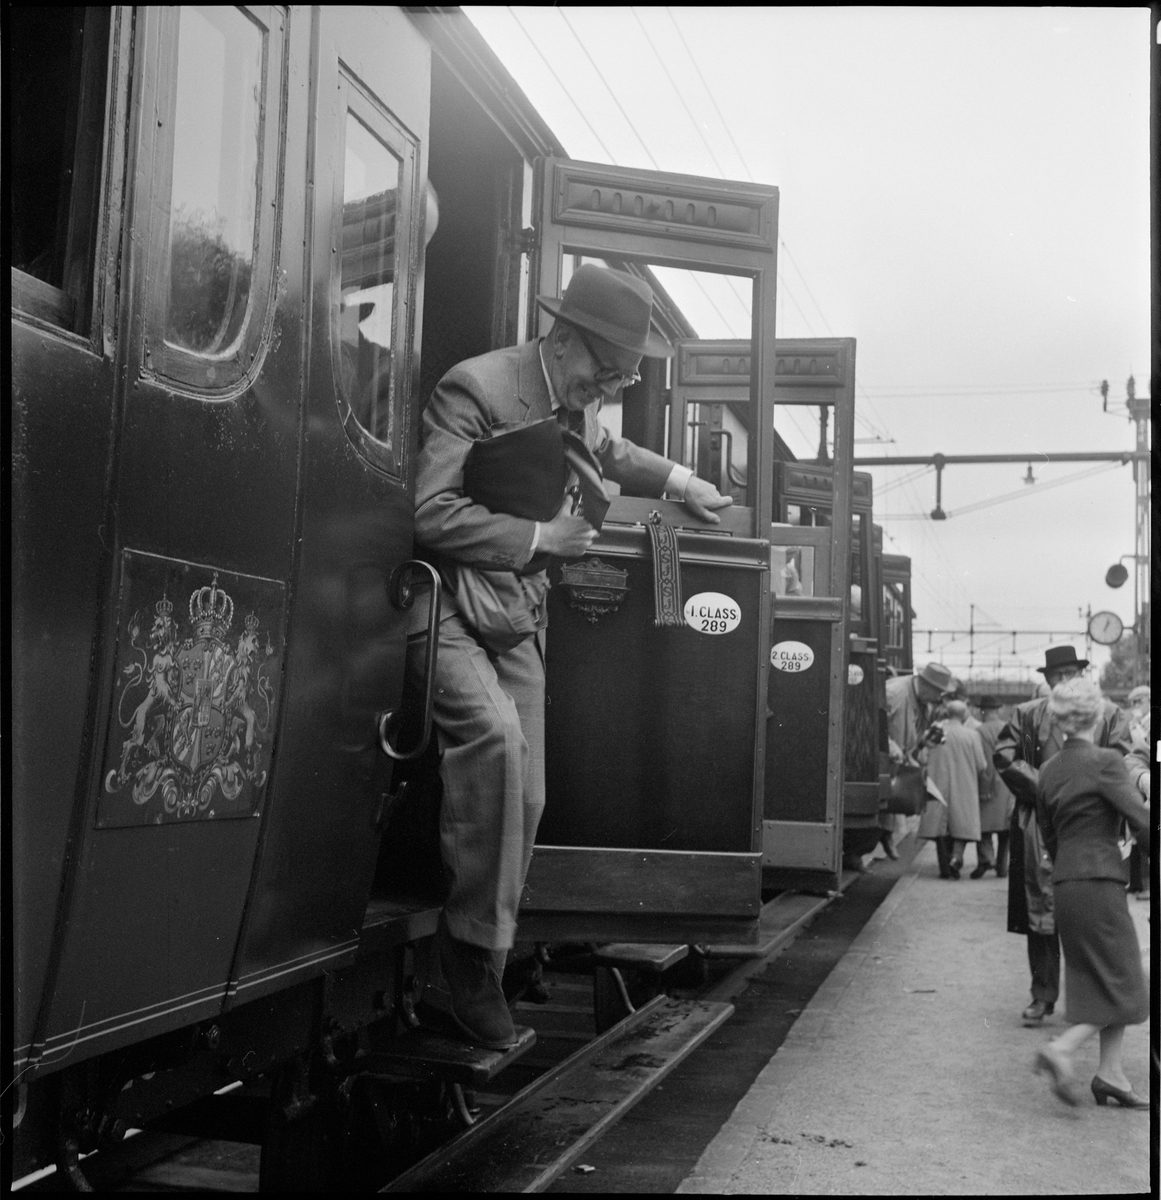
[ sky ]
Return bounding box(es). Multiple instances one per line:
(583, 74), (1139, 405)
(463, 6), (1151, 684)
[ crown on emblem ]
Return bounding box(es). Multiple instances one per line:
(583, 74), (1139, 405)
(156, 594), (174, 617)
(190, 573), (234, 640)
(244, 611), (260, 634)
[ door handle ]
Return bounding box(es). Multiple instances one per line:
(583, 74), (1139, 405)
(377, 560), (441, 762)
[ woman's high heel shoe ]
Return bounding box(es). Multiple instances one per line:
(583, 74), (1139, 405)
(1091, 1076), (1149, 1108)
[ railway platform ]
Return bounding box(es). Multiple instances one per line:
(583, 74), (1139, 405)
(678, 839), (1153, 1196)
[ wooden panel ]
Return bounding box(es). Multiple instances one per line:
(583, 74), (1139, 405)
(541, 552), (765, 854)
(776, 463), (873, 514)
(771, 595), (843, 622)
(843, 781), (881, 817)
(522, 848), (761, 917)
(844, 648), (879, 782)
(761, 820), (837, 869)
(765, 618), (833, 822)
(552, 160), (776, 252)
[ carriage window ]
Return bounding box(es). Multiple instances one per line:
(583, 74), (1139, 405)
(339, 114), (403, 444)
(771, 546), (815, 598)
(10, 7), (111, 333)
(166, 6), (264, 356)
(884, 582), (905, 650)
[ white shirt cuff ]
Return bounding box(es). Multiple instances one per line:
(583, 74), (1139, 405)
(663, 464), (693, 501)
(529, 521), (541, 555)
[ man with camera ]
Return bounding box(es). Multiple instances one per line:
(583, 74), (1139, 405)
(882, 662), (956, 865)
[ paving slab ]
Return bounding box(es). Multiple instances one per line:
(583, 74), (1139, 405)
(679, 841), (1152, 1196)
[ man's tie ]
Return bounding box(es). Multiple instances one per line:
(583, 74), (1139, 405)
(558, 406), (586, 439)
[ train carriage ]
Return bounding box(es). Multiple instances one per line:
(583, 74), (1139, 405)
(9, 5), (887, 1187)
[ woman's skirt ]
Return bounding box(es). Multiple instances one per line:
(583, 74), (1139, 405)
(1055, 879), (1148, 1026)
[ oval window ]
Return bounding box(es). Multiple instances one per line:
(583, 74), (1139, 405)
(166, 6), (264, 357)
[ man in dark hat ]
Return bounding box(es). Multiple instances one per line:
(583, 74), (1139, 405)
(409, 265), (731, 1048)
(993, 646), (1148, 1026)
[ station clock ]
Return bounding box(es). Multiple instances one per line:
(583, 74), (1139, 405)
(1087, 610), (1124, 645)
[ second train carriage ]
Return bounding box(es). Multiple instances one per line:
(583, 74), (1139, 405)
(8, 4), (909, 1186)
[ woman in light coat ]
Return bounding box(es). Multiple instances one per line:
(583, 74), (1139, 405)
(919, 700), (987, 878)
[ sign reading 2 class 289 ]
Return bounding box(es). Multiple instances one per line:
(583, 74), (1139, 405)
(98, 552), (287, 828)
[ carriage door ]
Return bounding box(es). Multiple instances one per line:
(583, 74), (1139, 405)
(26, 6), (303, 1071)
(519, 159), (779, 944)
(675, 339), (856, 886)
(222, 7), (430, 1005)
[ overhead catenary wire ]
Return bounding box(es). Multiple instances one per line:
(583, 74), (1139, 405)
(495, 9), (1113, 673)
(878, 460), (1124, 519)
(504, 7), (618, 161)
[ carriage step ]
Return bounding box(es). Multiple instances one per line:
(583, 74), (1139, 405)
(363, 1023), (536, 1087)
(698, 890), (829, 959)
(593, 942), (689, 972)
(380, 994), (733, 1193)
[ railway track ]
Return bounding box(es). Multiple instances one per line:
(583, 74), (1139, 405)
(15, 850), (914, 1194)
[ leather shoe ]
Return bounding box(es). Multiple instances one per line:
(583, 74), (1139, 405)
(970, 864), (991, 879)
(948, 858), (961, 880)
(1022, 999), (1053, 1026)
(1035, 1045), (1081, 1106)
(1091, 1076), (1149, 1108)
(436, 918), (518, 1050)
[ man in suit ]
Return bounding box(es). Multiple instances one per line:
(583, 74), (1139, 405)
(970, 696), (1014, 879)
(411, 265), (731, 1047)
(993, 645), (1149, 1026)
(881, 661), (956, 865)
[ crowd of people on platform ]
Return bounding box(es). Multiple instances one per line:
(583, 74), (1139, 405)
(886, 647), (1153, 1111)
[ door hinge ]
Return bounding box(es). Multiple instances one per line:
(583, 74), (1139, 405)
(508, 226), (538, 255)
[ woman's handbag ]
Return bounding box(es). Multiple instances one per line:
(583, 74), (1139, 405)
(450, 565), (549, 655)
(884, 762), (928, 815)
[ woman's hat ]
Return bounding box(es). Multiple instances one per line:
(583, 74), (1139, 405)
(916, 662), (955, 693)
(1036, 645), (1089, 675)
(1127, 685), (1150, 704)
(537, 265), (675, 359)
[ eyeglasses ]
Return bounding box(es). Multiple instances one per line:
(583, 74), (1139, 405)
(574, 328), (641, 392)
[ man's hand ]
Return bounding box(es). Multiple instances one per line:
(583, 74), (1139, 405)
(538, 495), (597, 558)
(682, 476), (733, 524)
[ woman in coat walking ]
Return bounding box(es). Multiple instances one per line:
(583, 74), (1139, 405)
(919, 700), (987, 878)
(1032, 679), (1151, 1108)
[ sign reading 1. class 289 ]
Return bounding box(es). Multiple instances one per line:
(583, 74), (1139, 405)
(683, 592), (742, 635)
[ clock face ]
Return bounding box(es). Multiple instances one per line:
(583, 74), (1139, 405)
(1088, 610), (1124, 645)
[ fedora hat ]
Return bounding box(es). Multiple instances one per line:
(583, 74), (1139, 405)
(537, 265), (675, 359)
(916, 662), (955, 693)
(1036, 645), (1089, 675)
(977, 695), (1004, 710)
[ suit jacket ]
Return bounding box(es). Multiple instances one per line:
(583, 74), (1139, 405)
(885, 674), (934, 761)
(414, 340), (674, 571)
(1036, 740), (1151, 884)
(993, 697), (1140, 807)
(976, 716), (1015, 832)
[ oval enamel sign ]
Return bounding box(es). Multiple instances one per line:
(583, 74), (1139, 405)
(848, 663), (865, 686)
(770, 640), (814, 672)
(683, 592), (741, 635)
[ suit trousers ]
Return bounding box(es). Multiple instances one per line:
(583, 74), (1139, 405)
(407, 611), (545, 951)
(1026, 930), (1061, 1005)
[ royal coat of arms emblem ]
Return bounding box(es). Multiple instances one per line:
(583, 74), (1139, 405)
(100, 553), (286, 826)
